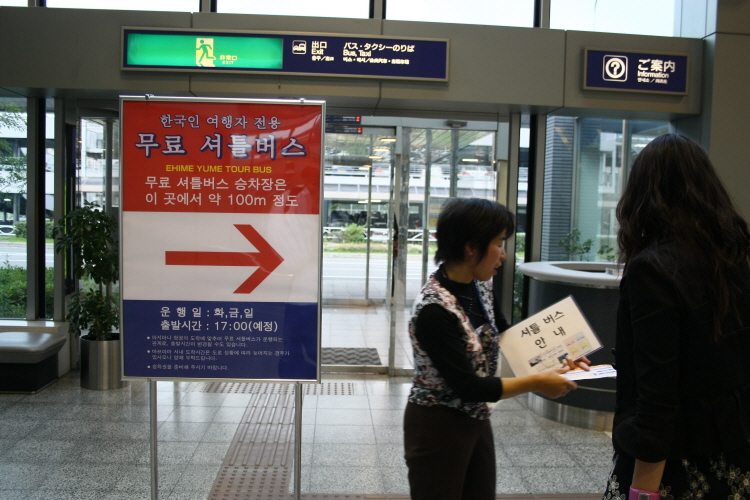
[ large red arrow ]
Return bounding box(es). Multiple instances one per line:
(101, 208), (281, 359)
(165, 224), (283, 294)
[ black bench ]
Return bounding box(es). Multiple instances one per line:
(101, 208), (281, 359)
(0, 331), (67, 393)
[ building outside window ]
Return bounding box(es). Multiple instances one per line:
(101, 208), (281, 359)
(541, 116), (670, 262)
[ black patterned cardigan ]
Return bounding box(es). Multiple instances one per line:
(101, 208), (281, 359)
(407, 269), (502, 420)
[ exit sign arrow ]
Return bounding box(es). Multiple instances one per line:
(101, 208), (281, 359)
(165, 224), (283, 294)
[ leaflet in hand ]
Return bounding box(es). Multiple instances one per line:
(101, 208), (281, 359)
(498, 295), (603, 377)
(562, 364), (616, 380)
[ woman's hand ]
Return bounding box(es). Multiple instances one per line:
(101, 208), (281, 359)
(499, 367), (579, 400)
(563, 355), (591, 371)
(532, 367), (578, 399)
(632, 459), (666, 493)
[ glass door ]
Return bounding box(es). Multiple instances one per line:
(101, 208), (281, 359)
(402, 127), (499, 302)
(322, 126), (500, 306)
(322, 127), (397, 304)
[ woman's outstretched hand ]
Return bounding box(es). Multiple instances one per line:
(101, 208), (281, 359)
(533, 367), (578, 399)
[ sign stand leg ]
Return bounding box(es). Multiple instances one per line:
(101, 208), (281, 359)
(294, 382), (303, 500)
(150, 379), (159, 500)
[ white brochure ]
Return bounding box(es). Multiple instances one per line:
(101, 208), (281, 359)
(498, 295), (605, 377)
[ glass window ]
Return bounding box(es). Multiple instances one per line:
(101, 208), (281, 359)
(0, 98), (56, 319)
(541, 117), (669, 262)
(387, 0), (534, 27)
(0, 99), (28, 318)
(550, 0), (677, 36)
(219, 0), (369, 18)
(78, 118), (108, 206)
(512, 123), (530, 322)
(0, 0), (27, 6)
(44, 0), (196, 11)
(455, 130), (497, 198)
(321, 125), (499, 304)
(112, 120), (120, 207)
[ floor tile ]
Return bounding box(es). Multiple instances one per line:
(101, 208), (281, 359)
(314, 424), (377, 444)
(0, 305), (611, 498)
(312, 443), (379, 467)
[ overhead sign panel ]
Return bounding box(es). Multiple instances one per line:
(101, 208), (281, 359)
(122, 28), (449, 81)
(584, 49), (688, 95)
(120, 96), (324, 383)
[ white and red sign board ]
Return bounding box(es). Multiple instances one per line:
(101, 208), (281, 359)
(120, 96), (324, 382)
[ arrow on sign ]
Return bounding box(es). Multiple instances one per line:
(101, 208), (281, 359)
(165, 224), (284, 294)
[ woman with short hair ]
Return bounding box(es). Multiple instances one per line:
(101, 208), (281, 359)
(404, 197), (586, 500)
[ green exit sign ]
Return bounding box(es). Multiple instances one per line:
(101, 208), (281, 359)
(123, 29), (284, 71)
(123, 27), (449, 80)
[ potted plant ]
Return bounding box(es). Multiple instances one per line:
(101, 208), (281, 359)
(55, 200), (126, 390)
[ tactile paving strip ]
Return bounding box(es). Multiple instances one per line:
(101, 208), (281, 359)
(208, 389), (297, 499)
(197, 381), (361, 395)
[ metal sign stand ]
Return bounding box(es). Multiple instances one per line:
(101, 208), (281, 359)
(294, 382), (303, 500)
(149, 380), (159, 500)
(147, 380), (303, 500)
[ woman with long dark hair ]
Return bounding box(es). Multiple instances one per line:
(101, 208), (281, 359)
(604, 134), (750, 500)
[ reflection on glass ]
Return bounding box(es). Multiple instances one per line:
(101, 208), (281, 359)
(219, 0), (369, 18)
(0, 99), (27, 318)
(388, 0), (534, 27)
(404, 128), (498, 299)
(550, 0), (677, 36)
(512, 125), (530, 322)
(45, 0), (194, 11)
(78, 118), (109, 207)
(323, 131), (394, 302)
(112, 121), (120, 207)
(455, 130), (496, 198)
(322, 127), (499, 304)
(541, 117), (669, 263)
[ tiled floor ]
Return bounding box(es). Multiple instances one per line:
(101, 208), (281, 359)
(0, 306), (614, 499)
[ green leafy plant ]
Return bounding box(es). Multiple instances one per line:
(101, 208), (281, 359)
(342, 223), (366, 244)
(11, 221), (55, 239)
(0, 258), (54, 317)
(54, 201), (119, 340)
(598, 243), (616, 262)
(558, 228), (594, 261)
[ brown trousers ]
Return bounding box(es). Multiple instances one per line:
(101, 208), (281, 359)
(403, 401), (496, 500)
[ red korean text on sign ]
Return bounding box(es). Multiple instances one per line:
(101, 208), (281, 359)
(122, 100), (322, 215)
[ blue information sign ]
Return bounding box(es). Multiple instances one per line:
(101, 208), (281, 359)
(584, 49), (688, 95)
(122, 28), (449, 82)
(123, 300), (318, 380)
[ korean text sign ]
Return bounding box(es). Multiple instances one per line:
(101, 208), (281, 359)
(498, 296), (602, 377)
(120, 96), (324, 382)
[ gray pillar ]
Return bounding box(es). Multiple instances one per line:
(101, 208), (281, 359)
(370, 0), (385, 20)
(199, 0), (214, 13)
